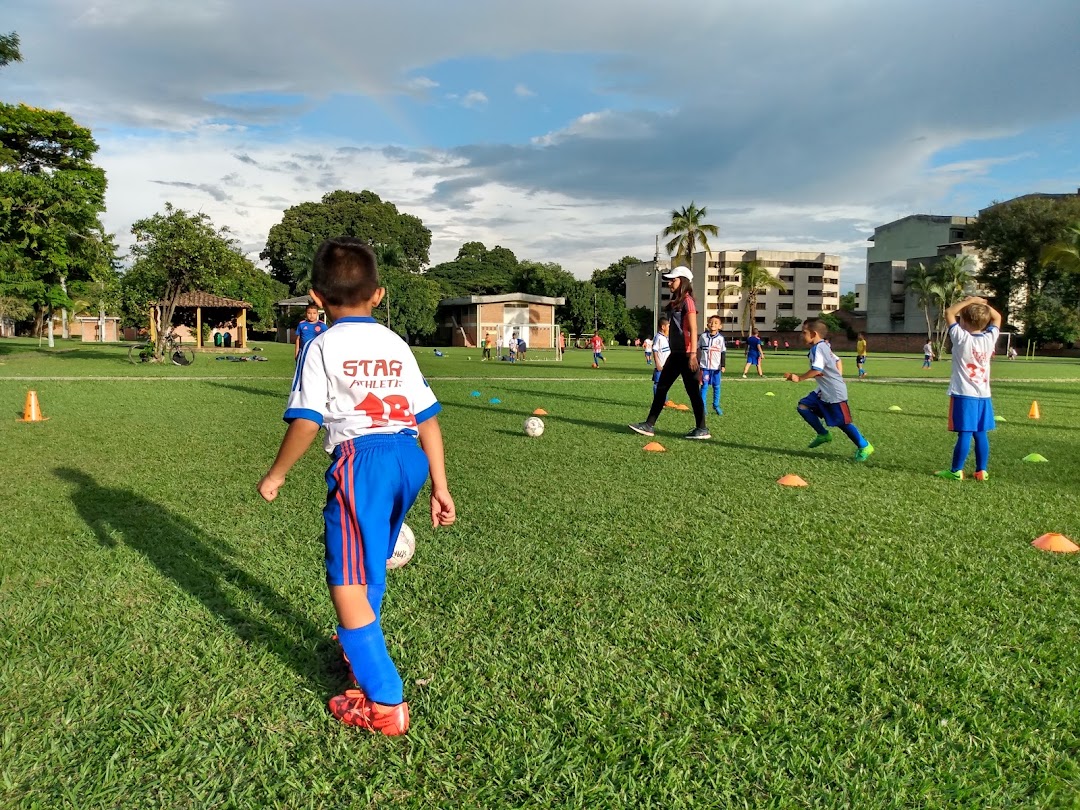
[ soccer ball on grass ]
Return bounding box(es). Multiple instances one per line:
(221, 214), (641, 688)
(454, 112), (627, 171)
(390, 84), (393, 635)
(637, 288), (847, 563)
(523, 416), (545, 437)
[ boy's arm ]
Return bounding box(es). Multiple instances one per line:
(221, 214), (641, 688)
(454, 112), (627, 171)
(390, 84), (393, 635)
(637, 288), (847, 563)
(418, 417), (456, 527)
(946, 295), (985, 326)
(987, 303), (1003, 329)
(785, 368), (821, 383)
(294, 331), (301, 358)
(258, 419), (321, 501)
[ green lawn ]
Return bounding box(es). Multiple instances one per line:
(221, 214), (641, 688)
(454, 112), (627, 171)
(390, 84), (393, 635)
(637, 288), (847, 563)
(1, 339), (1079, 807)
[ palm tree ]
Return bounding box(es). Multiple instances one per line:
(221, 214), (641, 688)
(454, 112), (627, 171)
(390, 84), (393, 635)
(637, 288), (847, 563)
(719, 260), (786, 334)
(662, 202), (718, 269)
(1041, 223), (1080, 276)
(905, 262), (936, 344)
(907, 255), (976, 353)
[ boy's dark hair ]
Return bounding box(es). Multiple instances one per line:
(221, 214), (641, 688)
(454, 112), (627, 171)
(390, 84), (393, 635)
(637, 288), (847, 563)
(311, 237), (379, 306)
(305, 303), (319, 311)
(658, 316), (669, 326)
(707, 314), (721, 323)
(803, 319), (829, 338)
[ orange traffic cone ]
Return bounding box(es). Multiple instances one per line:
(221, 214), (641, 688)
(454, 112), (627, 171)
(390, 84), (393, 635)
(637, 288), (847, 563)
(1031, 533), (1078, 553)
(643, 441), (666, 452)
(1028, 401), (1040, 419)
(777, 474), (808, 487)
(532, 408), (548, 416)
(20, 390), (47, 422)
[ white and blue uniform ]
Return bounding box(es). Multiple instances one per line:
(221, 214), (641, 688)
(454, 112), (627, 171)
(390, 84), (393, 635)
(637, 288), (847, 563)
(947, 322), (997, 432)
(651, 331), (670, 393)
(296, 318), (327, 351)
(799, 341), (853, 427)
(698, 331), (727, 413)
(286, 315), (440, 589)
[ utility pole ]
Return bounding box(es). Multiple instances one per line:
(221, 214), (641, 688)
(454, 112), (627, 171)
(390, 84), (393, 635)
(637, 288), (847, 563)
(652, 234), (660, 336)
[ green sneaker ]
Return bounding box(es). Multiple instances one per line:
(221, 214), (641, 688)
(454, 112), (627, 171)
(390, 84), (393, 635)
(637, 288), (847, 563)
(808, 433), (832, 448)
(853, 443), (875, 462)
(934, 469), (963, 481)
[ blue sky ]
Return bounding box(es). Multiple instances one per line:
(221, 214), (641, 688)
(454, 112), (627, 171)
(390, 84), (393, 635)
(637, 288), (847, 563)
(5, 0), (1079, 286)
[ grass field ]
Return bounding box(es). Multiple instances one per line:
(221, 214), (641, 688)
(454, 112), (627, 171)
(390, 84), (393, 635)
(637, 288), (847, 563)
(2, 338), (1079, 808)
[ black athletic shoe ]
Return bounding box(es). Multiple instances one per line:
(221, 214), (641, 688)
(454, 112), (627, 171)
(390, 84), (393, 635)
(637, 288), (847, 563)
(628, 422), (655, 437)
(684, 427), (711, 440)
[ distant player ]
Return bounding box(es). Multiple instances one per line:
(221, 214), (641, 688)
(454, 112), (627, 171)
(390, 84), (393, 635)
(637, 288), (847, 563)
(517, 336), (527, 361)
(591, 333), (605, 367)
(294, 303), (327, 362)
(698, 315), (726, 415)
(922, 341), (933, 368)
(259, 237), (455, 735)
(651, 317), (670, 394)
(935, 296), (1001, 481)
(785, 319), (874, 462)
(643, 335), (654, 365)
(742, 328), (764, 377)
(856, 333), (867, 380)
(508, 333), (518, 363)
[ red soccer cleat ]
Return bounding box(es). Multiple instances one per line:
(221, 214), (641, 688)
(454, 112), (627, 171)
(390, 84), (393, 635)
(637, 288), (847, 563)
(973, 470), (989, 482)
(328, 690), (410, 735)
(331, 633), (358, 685)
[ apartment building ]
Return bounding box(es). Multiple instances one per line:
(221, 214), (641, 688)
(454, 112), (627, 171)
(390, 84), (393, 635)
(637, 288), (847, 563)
(626, 250), (841, 334)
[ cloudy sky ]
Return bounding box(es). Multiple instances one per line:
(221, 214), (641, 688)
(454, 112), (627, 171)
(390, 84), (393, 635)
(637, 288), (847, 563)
(5, 0), (1079, 288)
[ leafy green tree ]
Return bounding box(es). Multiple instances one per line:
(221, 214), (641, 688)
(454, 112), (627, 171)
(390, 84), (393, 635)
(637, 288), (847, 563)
(426, 242), (518, 297)
(1041, 223), (1080, 276)
(590, 256), (641, 298)
(816, 311), (844, 334)
(720, 260), (786, 334)
(970, 195), (1080, 329)
(262, 190), (431, 292)
(0, 32), (20, 69)
(126, 204), (280, 360)
(906, 255), (976, 354)
(0, 103), (109, 341)
(663, 203), (718, 268)
(774, 316), (802, 332)
(628, 306), (653, 339)
(840, 291), (857, 311)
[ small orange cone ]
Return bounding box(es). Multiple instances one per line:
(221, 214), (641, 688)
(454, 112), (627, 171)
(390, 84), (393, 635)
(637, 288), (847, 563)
(1032, 533), (1079, 553)
(20, 390), (47, 422)
(675, 404), (690, 411)
(643, 441), (666, 452)
(532, 408), (548, 416)
(664, 400), (677, 408)
(777, 474), (808, 487)
(1028, 401), (1040, 419)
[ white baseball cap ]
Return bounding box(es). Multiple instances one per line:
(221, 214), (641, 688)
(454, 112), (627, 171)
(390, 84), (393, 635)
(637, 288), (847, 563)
(663, 267), (693, 281)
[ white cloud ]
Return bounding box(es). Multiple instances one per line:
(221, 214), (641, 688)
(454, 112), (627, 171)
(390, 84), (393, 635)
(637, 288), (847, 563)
(461, 90), (488, 109)
(514, 83), (536, 98)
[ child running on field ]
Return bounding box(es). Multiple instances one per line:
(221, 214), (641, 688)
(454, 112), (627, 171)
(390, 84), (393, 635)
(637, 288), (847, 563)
(258, 237), (456, 736)
(742, 328), (764, 377)
(698, 315), (726, 415)
(643, 334), (653, 366)
(856, 333), (867, 379)
(785, 319), (874, 462)
(591, 332), (606, 367)
(922, 341), (933, 368)
(629, 267), (709, 440)
(935, 296), (1001, 481)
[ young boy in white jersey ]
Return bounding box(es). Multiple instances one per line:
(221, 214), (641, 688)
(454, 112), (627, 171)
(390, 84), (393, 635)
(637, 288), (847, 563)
(258, 237), (456, 736)
(643, 335), (653, 365)
(935, 296), (1001, 481)
(651, 317), (670, 394)
(785, 319), (874, 462)
(922, 341), (933, 368)
(698, 315), (727, 415)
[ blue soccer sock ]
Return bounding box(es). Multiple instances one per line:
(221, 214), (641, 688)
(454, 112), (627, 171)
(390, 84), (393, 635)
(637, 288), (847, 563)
(951, 431), (973, 472)
(839, 423), (868, 448)
(336, 622), (403, 705)
(973, 431), (989, 471)
(366, 582), (386, 624)
(798, 405), (828, 435)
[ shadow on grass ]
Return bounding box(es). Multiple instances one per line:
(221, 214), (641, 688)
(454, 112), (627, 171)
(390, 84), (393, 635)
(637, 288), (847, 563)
(54, 467), (342, 693)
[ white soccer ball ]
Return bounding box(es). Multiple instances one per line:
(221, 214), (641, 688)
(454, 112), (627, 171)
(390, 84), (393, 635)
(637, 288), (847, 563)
(523, 416), (545, 437)
(387, 523), (415, 570)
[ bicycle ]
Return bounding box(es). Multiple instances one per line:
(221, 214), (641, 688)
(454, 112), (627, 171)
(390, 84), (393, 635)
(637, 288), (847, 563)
(128, 333), (195, 366)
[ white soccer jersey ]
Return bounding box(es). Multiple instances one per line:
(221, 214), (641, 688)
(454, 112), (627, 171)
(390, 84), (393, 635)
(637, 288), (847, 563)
(808, 341), (848, 403)
(643, 338), (653, 352)
(652, 332), (670, 367)
(947, 323), (997, 398)
(698, 332), (727, 370)
(285, 316), (441, 452)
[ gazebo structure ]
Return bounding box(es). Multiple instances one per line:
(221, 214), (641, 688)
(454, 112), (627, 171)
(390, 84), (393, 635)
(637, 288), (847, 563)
(150, 291), (252, 349)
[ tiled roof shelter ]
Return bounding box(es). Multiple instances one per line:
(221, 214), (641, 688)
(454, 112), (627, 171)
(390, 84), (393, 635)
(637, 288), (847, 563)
(150, 291), (252, 349)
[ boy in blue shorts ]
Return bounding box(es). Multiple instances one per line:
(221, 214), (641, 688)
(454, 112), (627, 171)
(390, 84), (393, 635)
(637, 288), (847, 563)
(698, 315), (726, 415)
(742, 328), (764, 378)
(651, 317), (670, 394)
(785, 319), (874, 462)
(294, 303), (327, 361)
(935, 296), (1001, 481)
(258, 237), (456, 736)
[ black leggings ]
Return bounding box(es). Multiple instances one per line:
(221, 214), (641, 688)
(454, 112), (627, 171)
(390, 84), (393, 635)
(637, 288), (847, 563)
(646, 352), (705, 429)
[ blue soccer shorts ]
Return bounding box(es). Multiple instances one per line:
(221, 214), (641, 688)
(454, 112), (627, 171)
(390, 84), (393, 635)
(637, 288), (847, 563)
(323, 433), (429, 587)
(799, 390), (852, 427)
(948, 395), (995, 433)
(701, 369), (721, 386)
